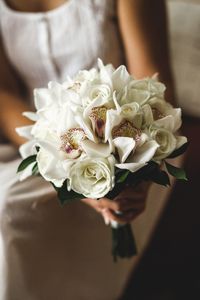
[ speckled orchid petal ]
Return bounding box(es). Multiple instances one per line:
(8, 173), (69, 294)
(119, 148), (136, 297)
(60, 128), (86, 159)
(89, 106), (107, 138)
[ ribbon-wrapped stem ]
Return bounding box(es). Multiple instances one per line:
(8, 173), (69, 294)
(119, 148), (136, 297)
(111, 223), (137, 262)
(110, 214), (137, 261)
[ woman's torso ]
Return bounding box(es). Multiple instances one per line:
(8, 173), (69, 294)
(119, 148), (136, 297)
(0, 0), (124, 97)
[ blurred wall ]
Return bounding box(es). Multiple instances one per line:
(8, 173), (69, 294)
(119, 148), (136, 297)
(167, 0), (200, 117)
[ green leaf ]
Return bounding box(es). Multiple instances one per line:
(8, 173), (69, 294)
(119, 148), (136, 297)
(107, 162), (162, 199)
(117, 170), (130, 183)
(51, 181), (83, 206)
(165, 161), (188, 181)
(32, 162), (39, 175)
(150, 169), (171, 186)
(17, 155), (37, 173)
(167, 142), (189, 159)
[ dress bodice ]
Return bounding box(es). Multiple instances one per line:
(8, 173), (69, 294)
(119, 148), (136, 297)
(0, 0), (124, 94)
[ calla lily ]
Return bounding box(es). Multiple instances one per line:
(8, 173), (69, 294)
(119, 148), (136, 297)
(116, 140), (159, 172)
(113, 137), (136, 163)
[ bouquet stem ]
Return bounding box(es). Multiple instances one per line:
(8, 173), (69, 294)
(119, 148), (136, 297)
(111, 223), (137, 262)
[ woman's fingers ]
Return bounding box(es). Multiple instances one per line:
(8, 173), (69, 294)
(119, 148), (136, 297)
(103, 207), (144, 224)
(81, 182), (151, 224)
(81, 198), (102, 212)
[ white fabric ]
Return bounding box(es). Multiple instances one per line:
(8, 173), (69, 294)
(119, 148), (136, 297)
(0, 1), (172, 299)
(0, 0), (124, 95)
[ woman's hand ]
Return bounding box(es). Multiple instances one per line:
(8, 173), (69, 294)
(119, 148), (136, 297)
(81, 182), (151, 225)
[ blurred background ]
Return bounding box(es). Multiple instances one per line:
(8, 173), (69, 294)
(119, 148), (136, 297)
(0, 0), (200, 299)
(120, 0), (200, 299)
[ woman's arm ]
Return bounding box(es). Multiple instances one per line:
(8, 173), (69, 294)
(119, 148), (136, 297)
(83, 0), (175, 223)
(0, 39), (33, 146)
(118, 0), (175, 103)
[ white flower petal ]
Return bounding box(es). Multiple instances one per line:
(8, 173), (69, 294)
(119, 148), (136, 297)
(75, 115), (97, 142)
(81, 140), (111, 158)
(38, 141), (61, 159)
(154, 115), (175, 132)
(98, 59), (113, 87)
(16, 125), (33, 140)
(133, 140), (159, 163)
(176, 136), (187, 150)
(142, 104), (154, 126)
(34, 88), (52, 110)
(37, 148), (66, 187)
(104, 109), (122, 142)
(169, 108), (182, 132)
(22, 111), (38, 121)
(69, 156), (114, 198)
(19, 140), (37, 159)
(112, 65), (131, 92)
(113, 137), (135, 163)
(116, 162), (146, 173)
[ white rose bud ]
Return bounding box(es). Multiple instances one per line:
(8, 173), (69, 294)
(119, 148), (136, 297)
(68, 156), (115, 199)
(150, 127), (177, 160)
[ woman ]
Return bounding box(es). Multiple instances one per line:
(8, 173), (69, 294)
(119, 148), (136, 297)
(0, 0), (175, 299)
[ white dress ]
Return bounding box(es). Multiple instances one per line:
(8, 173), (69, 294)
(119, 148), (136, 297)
(0, 1), (174, 299)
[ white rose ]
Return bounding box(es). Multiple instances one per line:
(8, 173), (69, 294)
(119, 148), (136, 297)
(150, 127), (177, 160)
(74, 68), (99, 83)
(120, 78), (166, 106)
(120, 102), (143, 128)
(82, 83), (112, 107)
(68, 156), (115, 199)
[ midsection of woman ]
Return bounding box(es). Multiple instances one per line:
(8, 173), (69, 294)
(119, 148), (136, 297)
(0, 1), (132, 299)
(0, 1), (177, 299)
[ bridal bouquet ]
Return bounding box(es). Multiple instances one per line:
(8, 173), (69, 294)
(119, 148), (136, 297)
(17, 59), (188, 260)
